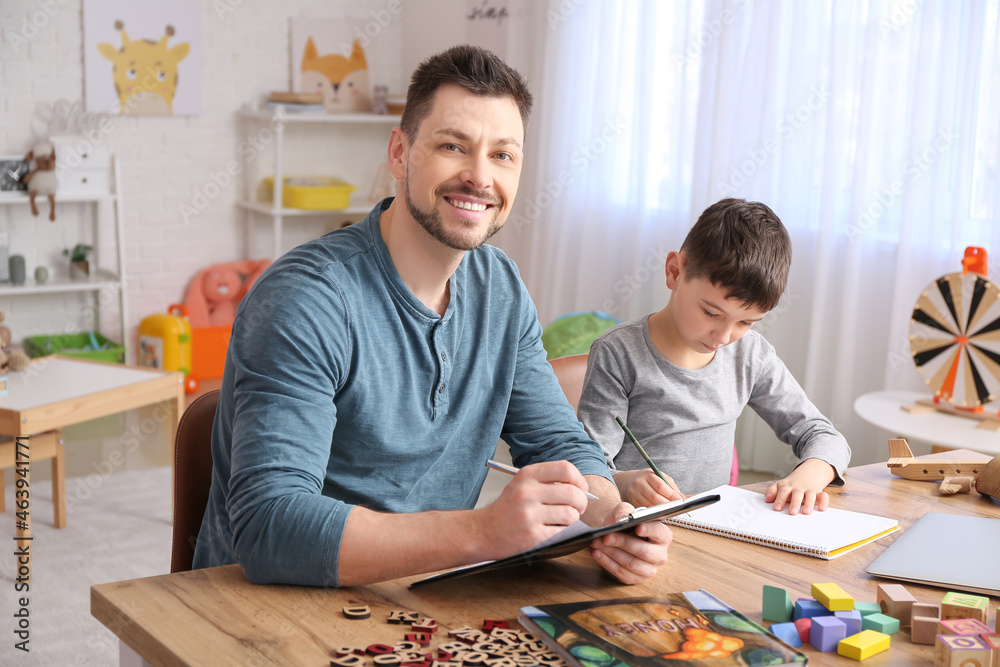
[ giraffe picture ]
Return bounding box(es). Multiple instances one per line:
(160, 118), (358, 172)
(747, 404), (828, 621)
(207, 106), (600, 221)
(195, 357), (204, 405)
(83, 0), (201, 115)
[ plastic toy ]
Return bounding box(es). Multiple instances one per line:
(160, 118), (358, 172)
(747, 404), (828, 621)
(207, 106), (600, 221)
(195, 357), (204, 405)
(138, 304), (199, 393)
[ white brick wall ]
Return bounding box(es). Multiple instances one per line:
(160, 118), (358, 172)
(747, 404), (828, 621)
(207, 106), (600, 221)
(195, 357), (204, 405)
(0, 0), (407, 347)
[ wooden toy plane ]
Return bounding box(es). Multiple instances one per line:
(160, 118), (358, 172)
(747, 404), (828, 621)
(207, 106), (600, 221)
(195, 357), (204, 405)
(886, 438), (989, 494)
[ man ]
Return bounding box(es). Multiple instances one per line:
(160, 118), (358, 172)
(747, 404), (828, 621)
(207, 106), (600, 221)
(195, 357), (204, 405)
(193, 45), (671, 587)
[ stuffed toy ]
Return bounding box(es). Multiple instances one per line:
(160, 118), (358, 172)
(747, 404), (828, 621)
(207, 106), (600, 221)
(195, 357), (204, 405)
(0, 311), (31, 372)
(184, 259), (271, 328)
(24, 141), (58, 222)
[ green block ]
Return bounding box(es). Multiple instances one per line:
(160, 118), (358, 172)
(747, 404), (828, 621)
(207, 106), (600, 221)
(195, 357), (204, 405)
(942, 591), (989, 612)
(855, 602), (883, 616)
(861, 612), (900, 634)
(763, 585), (794, 623)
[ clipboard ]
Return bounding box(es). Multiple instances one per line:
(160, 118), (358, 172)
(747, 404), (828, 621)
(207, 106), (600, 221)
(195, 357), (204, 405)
(410, 494), (721, 588)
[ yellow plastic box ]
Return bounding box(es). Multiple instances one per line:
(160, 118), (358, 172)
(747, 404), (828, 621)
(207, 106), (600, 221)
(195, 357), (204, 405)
(262, 176), (356, 210)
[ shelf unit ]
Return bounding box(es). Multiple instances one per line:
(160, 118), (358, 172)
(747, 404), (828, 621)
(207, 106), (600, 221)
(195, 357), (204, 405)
(0, 155), (129, 362)
(237, 106), (400, 259)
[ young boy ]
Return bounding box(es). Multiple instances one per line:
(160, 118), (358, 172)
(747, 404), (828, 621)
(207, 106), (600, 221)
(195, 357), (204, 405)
(577, 198), (850, 515)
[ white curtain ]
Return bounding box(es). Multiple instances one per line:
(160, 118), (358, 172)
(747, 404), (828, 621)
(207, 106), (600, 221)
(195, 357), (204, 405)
(495, 0), (1000, 469)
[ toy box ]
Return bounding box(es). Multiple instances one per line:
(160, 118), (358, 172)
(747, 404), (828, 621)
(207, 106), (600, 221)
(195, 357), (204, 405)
(24, 332), (125, 363)
(191, 325), (230, 380)
(261, 176), (356, 210)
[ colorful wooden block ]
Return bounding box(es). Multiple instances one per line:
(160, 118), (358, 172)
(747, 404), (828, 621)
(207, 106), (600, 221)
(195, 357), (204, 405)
(934, 635), (992, 667)
(938, 618), (993, 636)
(763, 585), (794, 622)
(913, 602), (942, 620)
(794, 599), (830, 620)
(979, 634), (1000, 667)
(877, 584), (916, 627)
(912, 615), (941, 645)
(836, 610), (863, 636)
(838, 630), (890, 661)
(811, 616), (848, 652)
(855, 601), (883, 616)
(794, 617), (812, 644)
(769, 621), (803, 647)
(812, 583), (855, 611)
(862, 612), (900, 635)
(942, 592), (990, 623)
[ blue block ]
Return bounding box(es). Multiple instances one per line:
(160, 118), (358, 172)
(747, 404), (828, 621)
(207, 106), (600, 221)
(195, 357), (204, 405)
(770, 621), (803, 647)
(810, 616), (847, 652)
(835, 610), (862, 636)
(794, 599), (830, 620)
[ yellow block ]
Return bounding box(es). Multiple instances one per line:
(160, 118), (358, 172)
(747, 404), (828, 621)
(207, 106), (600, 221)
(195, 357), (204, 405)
(812, 582), (855, 611)
(838, 630), (890, 660)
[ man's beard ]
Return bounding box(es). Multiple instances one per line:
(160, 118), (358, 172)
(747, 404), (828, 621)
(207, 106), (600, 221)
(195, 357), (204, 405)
(404, 172), (503, 251)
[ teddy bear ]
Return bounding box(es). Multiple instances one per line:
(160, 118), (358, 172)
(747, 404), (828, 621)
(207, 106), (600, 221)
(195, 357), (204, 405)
(0, 311), (31, 372)
(184, 260), (271, 329)
(24, 141), (59, 222)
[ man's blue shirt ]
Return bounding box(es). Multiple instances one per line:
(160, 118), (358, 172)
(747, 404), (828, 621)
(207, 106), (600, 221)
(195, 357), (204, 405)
(192, 198), (611, 586)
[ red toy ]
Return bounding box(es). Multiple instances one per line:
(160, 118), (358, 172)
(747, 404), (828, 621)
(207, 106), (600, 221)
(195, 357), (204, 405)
(185, 260), (270, 328)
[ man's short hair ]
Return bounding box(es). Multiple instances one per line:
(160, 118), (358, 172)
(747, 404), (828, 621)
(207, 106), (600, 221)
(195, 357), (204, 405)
(680, 198), (791, 312)
(400, 44), (533, 140)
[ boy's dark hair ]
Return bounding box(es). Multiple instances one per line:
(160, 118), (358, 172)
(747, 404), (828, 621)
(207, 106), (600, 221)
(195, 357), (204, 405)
(400, 44), (533, 140)
(680, 198), (791, 312)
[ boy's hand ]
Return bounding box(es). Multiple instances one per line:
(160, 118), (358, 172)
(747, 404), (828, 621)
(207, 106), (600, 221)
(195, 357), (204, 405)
(615, 469), (684, 507)
(764, 458), (836, 515)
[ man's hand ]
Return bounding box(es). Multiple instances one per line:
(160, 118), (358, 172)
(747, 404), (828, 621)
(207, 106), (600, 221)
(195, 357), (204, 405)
(764, 458), (837, 515)
(477, 460), (591, 557)
(589, 502), (672, 584)
(614, 469), (684, 507)
(584, 476), (671, 584)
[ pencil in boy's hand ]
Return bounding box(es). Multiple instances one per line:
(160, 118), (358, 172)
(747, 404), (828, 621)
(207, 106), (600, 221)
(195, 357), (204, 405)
(485, 459), (599, 500)
(615, 416), (685, 499)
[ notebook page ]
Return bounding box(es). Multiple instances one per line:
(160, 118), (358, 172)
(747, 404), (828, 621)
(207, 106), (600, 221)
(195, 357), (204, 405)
(666, 485), (898, 558)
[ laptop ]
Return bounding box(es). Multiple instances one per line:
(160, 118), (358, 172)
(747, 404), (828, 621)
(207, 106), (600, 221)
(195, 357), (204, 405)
(866, 512), (1000, 596)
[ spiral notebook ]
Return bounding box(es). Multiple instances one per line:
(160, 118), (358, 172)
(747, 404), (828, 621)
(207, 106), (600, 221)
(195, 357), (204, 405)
(665, 485), (899, 559)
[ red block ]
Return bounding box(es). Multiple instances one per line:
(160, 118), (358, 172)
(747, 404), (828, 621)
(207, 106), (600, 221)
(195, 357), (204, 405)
(794, 617), (812, 644)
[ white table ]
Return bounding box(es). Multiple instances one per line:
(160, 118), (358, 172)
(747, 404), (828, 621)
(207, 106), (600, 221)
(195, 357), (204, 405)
(854, 390), (1000, 456)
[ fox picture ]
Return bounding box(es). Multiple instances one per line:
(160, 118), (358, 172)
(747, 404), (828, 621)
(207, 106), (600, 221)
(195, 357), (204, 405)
(300, 37), (370, 112)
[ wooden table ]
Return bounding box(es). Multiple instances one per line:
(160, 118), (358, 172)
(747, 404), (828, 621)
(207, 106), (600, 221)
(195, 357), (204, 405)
(0, 355), (184, 438)
(92, 450), (999, 666)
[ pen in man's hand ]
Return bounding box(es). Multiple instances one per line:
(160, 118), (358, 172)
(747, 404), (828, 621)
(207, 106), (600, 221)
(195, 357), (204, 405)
(615, 416), (685, 499)
(485, 459), (599, 500)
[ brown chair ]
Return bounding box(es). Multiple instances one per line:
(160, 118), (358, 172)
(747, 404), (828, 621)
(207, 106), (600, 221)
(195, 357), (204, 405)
(171, 389), (219, 573)
(548, 353), (590, 411)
